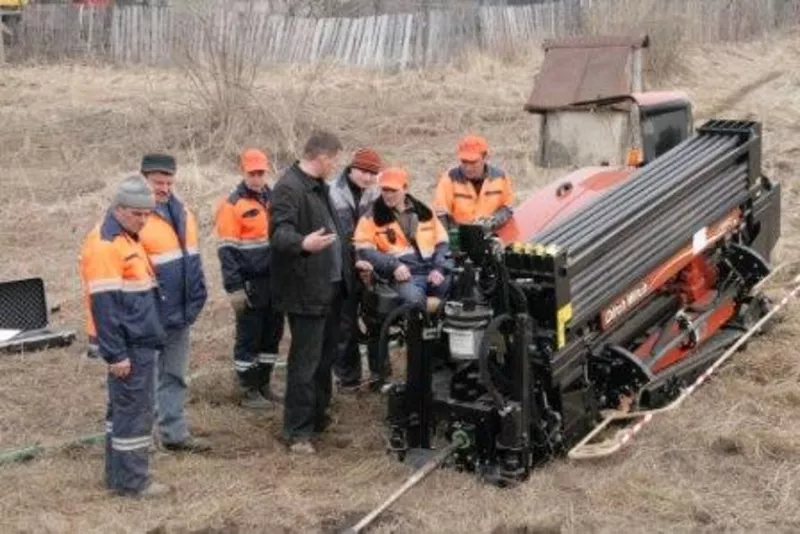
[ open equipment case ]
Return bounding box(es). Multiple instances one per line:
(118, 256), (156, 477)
(0, 277), (76, 354)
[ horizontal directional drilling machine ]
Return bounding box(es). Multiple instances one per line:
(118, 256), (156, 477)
(379, 37), (783, 486)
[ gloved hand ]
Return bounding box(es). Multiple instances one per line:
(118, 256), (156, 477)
(228, 290), (250, 313)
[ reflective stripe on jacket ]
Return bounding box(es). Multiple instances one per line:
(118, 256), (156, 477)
(79, 211), (165, 364)
(213, 181), (272, 293)
(353, 194), (451, 279)
(433, 164), (514, 226)
(139, 195), (207, 328)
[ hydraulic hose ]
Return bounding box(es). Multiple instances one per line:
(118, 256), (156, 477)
(649, 271), (737, 357)
(378, 301), (424, 370)
(477, 312), (513, 408)
(507, 280), (528, 315)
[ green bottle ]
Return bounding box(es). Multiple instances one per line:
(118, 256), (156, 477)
(448, 227), (460, 254)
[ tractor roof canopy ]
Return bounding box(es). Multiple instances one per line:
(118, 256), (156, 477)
(525, 34), (651, 113)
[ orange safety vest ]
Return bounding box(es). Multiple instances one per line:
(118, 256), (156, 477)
(78, 211), (164, 363)
(138, 196), (207, 328)
(354, 194), (450, 278)
(433, 165), (514, 225)
(213, 181), (272, 293)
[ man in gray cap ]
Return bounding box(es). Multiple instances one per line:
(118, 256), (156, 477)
(138, 153), (211, 453)
(79, 175), (171, 498)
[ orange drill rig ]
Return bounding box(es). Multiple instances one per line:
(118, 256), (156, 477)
(379, 35), (783, 485)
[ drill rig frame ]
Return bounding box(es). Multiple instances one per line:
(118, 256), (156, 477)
(382, 119), (782, 486)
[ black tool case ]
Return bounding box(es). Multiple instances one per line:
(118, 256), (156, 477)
(0, 277), (76, 354)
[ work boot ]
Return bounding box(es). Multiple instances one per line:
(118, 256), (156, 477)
(368, 370), (390, 393)
(137, 481), (174, 499)
(239, 387), (274, 410)
(315, 413), (334, 434)
(367, 376), (384, 393)
(163, 436), (212, 453)
(288, 439), (317, 455)
(259, 384), (284, 404)
(336, 378), (361, 394)
(113, 481), (174, 499)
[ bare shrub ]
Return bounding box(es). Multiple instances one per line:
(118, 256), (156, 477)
(583, 0), (689, 85)
(170, 0), (263, 155)
(169, 0), (335, 164)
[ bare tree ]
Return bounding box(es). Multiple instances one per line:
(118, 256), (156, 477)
(170, 0), (335, 162)
(171, 0), (265, 152)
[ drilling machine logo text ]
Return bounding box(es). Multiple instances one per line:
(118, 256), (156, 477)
(602, 281), (650, 328)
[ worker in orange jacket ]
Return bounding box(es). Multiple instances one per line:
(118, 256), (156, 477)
(433, 135), (514, 231)
(78, 175), (170, 498)
(214, 148), (285, 410)
(138, 153), (210, 453)
(354, 167), (453, 310)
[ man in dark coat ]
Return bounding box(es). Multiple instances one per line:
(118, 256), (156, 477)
(270, 131), (352, 454)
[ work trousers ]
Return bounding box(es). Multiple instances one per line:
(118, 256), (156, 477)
(394, 274), (451, 308)
(234, 302), (285, 391)
(283, 282), (343, 441)
(154, 326), (191, 446)
(333, 285), (383, 385)
(105, 347), (156, 494)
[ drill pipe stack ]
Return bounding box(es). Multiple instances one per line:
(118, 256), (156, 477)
(531, 120), (762, 326)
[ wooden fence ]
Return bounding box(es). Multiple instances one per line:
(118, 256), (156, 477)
(8, 0), (800, 68)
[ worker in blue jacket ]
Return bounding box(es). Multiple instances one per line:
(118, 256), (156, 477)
(79, 175), (171, 498)
(139, 153), (210, 452)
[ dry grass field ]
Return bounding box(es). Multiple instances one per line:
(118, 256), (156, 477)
(1, 28), (800, 534)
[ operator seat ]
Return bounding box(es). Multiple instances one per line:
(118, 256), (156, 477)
(358, 277), (448, 361)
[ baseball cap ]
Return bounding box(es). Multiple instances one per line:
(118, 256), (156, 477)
(457, 135), (489, 162)
(240, 148), (269, 173)
(379, 167), (409, 190)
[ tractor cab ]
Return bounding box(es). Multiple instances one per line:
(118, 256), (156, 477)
(496, 35), (695, 244)
(525, 35), (693, 169)
(627, 91), (693, 166)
